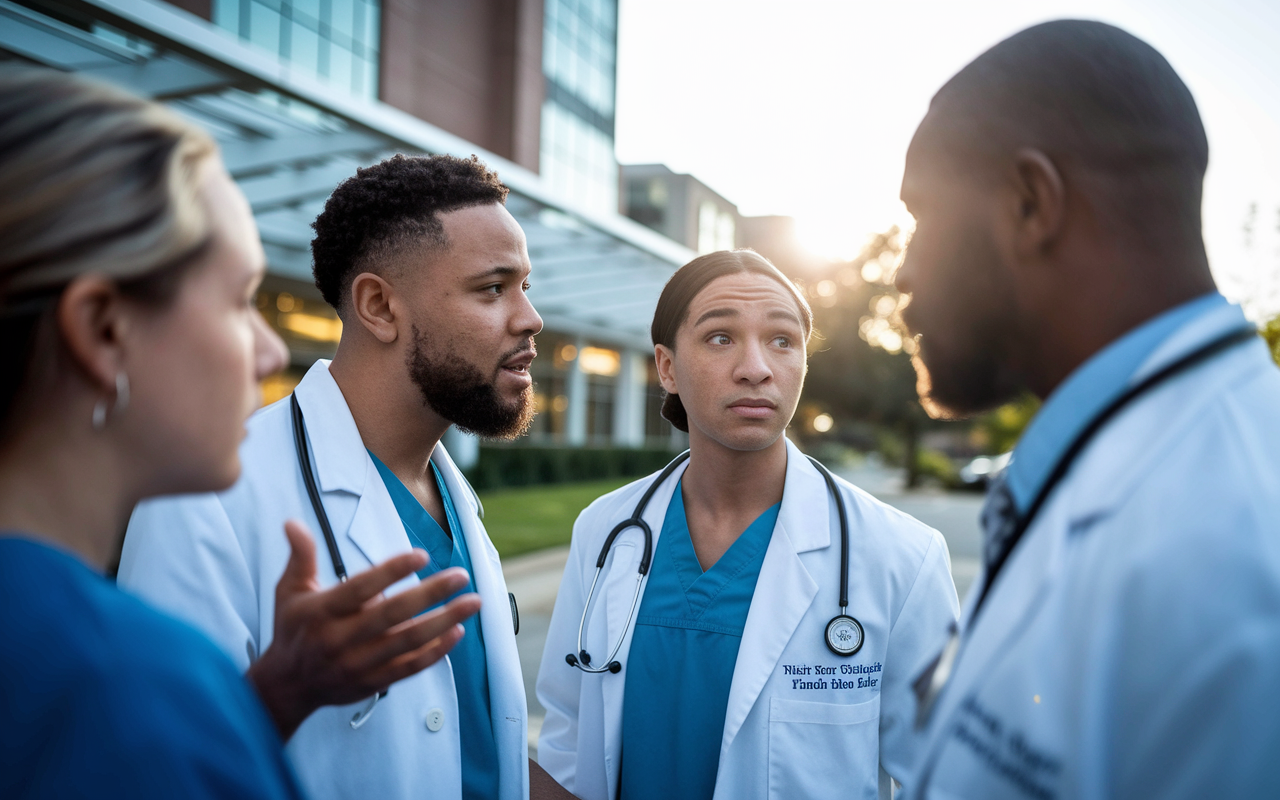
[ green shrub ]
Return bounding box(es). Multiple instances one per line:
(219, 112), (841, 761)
(915, 448), (958, 487)
(465, 445), (682, 491)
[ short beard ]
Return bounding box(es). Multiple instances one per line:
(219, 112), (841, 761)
(911, 345), (1021, 420)
(407, 325), (535, 439)
(902, 229), (1024, 420)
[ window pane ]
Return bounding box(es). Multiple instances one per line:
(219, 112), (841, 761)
(248, 1), (282, 55)
(290, 21), (319, 76)
(213, 0), (240, 35)
(328, 43), (353, 92)
(330, 0), (355, 38)
(291, 0), (322, 25)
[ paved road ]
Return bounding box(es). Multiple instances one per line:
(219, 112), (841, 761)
(500, 466), (985, 757)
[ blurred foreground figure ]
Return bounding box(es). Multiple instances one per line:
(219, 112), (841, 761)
(897, 20), (1280, 799)
(0, 67), (479, 798)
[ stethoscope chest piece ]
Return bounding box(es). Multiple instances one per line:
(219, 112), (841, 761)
(825, 614), (864, 657)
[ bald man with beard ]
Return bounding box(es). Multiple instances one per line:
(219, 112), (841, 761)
(893, 20), (1280, 799)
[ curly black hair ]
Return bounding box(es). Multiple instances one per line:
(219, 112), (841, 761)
(310, 153), (509, 311)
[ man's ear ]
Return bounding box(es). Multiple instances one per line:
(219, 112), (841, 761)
(57, 275), (125, 393)
(654, 343), (678, 394)
(1008, 148), (1066, 258)
(349, 272), (399, 343)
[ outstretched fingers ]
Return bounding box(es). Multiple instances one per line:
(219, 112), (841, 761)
(320, 548), (431, 615)
(345, 567), (473, 642)
(350, 592), (482, 675)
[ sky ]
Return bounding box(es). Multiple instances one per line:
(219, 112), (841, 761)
(614, 0), (1280, 320)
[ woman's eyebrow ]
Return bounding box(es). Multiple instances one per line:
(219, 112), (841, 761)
(693, 307), (738, 327)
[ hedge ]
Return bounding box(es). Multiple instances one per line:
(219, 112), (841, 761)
(464, 445), (682, 491)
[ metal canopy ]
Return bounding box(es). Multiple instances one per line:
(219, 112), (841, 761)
(0, 0), (694, 351)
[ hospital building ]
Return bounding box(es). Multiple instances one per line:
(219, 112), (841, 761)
(0, 0), (701, 467)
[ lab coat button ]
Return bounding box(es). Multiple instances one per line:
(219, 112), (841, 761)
(425, 708), (445, 732)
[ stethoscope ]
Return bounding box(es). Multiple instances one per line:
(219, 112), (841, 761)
(289, 393), (519, 729)
(565, 450), (865, 675)
(912, 324), (1259, 731)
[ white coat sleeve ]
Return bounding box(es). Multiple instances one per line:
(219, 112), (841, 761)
(117, 493), (262, 672)
(534, 506), (593, 791)
(878, 530), (961, 785)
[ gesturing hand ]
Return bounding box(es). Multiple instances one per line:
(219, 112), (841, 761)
(246, 519), (482, 740)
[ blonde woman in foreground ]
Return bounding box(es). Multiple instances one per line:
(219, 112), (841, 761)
(0, 68), (477, 797)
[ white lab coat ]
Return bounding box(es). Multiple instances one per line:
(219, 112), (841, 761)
(907, 303), (1280, 799)
(536, 437), (960, 800)
(118, 360), (528, 800)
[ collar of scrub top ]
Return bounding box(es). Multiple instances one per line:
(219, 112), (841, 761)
(289, 363), (493, 729)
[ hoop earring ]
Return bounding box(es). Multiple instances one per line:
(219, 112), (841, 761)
(91, 371), (130, 432)
(114, 371), (130, 415)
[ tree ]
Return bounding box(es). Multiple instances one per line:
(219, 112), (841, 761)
(1262, 314), (1280, 366)
(789, 228), (938, 485)
(789, 227), (1038, 485)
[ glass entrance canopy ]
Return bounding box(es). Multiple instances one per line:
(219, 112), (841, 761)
(0, 0), (693, 355)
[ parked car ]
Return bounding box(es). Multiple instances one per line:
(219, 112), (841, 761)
(957, 451), (1012, 490)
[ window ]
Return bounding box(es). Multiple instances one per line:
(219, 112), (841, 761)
(698, 201), (736, 253)
(212, 0), (381, 98)
(541, 0), (619, 215)
(528, 333), (576, 442)
(586, 374), (615, 442)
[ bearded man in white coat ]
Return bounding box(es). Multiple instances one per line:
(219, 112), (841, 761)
(120, 154), (573, 800)
(896, 20), (1280, 799)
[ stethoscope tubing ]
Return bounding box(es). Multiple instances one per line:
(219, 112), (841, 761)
(291, 393), (348, 581)
(568, 449), (854, 673)
(912, 323), (1260, 746)
(289, 391), (512, 726)
(970, 324), (1259, 620)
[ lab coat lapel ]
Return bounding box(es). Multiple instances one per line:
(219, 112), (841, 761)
(927, 493), (1065, 740)
(293, 362), (416, 574)
(601, 461), (687, 799)
(720, 441), (825, 755)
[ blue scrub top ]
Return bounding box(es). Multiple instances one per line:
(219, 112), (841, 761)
(619, 482), (780, 800)
(0, 536), (303, 800)
(370, 453), (499, 800)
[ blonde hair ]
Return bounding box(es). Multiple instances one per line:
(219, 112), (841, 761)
(0, 66), (218, 423)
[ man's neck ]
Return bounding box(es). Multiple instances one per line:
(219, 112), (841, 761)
(679, 432), (788, 570)
(327, 345), (449, 488)
(1019, 253), (1216, 400)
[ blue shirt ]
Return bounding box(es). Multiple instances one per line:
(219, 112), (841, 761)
(370, 454), (499, 800)
(619, 483), (780, 800)
(1005, 292), (1228, 513)
(0, 537), (303, 800)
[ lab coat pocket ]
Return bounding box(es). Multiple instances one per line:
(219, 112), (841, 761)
(768, 695), (881, 800)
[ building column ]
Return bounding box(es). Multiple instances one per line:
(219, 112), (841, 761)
(613, 349), (647, 447)
(565, 336), (587, 446)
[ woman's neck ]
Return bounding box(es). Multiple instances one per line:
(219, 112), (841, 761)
(679, 433), (788, 570)
(0, 414), (133, 571)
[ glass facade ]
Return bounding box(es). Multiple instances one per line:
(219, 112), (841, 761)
(212, 0), (381, 98)
(528, 334), (576, 442)
(541, 0), (619, 214)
